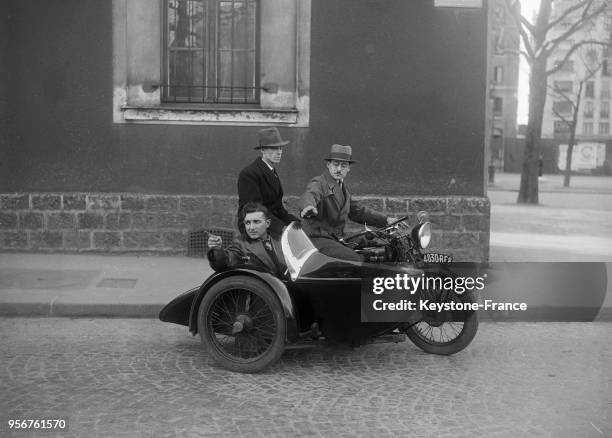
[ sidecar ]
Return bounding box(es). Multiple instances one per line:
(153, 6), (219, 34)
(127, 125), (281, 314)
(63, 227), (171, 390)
(159, 223), (478, 373)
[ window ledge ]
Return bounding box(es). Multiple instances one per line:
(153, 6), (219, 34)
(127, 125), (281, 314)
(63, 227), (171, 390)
(121, 105), (299, 126)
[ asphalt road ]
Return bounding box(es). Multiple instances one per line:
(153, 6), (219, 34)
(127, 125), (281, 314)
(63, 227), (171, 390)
(1, 318), (611, 437)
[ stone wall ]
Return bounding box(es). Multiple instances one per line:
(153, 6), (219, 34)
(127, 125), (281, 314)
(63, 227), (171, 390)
(0, 193), (490, 261)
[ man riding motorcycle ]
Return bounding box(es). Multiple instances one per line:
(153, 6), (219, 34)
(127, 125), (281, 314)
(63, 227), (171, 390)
(298, 144), (397, 261)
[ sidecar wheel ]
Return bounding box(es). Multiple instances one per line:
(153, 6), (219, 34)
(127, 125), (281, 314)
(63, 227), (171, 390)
(405, 311), (478, 355)
(197, 276), (286, 373)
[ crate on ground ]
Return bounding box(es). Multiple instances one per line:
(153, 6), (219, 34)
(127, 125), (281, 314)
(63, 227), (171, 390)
(187, 227), (236, 257)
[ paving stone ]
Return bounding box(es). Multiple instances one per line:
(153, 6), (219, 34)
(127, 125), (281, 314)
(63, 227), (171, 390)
(0, 319), (610, 437)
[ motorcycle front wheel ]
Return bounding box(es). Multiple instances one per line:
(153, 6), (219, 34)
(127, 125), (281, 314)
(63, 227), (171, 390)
(405, 311), (478, 355)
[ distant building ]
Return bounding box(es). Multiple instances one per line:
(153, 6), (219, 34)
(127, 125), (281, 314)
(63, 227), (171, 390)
(542, 0), (612, 172)
(487, 0), (520, 171)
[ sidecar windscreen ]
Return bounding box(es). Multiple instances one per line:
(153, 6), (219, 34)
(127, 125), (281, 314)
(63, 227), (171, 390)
(281, 222), (318, 281)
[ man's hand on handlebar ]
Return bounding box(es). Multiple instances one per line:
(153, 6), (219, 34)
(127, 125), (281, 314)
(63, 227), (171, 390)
(300, 205), (318, 219)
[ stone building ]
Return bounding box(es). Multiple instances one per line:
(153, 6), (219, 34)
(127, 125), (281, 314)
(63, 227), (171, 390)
(1, 0), (491, 261)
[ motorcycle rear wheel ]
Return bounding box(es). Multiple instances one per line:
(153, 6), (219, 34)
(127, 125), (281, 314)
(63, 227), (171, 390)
(405, 311), (478, 355)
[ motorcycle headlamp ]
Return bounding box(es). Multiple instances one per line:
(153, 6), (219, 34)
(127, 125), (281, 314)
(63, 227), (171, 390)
(411, 222), (431, 249)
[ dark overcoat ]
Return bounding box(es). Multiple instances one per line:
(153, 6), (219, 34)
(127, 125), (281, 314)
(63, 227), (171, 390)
(298, 171), (387, 240)
(237, 157), (298, 236)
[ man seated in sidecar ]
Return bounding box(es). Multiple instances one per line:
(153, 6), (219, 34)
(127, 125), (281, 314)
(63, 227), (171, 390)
(298, 144), (397, 262)
(207, 202), (286, 277)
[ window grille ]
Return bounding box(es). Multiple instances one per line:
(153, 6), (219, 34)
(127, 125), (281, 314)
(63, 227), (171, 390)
(163, 0), (260, 104)
(583, 122), (593, 135)
(599, 122), (610, 135)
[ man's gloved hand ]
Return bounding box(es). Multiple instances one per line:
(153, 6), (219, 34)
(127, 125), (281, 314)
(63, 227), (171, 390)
(300, 205), (318, 218)
(207, 234), (223, 248)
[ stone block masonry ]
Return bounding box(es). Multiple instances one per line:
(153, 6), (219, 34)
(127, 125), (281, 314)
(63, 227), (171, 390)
(0, 193), (490, 261)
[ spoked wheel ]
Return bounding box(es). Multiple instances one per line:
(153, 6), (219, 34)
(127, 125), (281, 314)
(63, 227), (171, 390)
(405, 291), (478, 355)
(197, 276), (285, 373)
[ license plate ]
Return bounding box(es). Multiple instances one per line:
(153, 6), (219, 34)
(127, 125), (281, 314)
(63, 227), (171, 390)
(423, 253), (453, 264)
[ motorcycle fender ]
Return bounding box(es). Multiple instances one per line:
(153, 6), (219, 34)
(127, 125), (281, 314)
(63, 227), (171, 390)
(159, 286), (201, 326)
(187, 269), (299, 343)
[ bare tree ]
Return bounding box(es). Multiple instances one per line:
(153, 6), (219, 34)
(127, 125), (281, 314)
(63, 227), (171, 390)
(548, 44), (605, 187)
(504, 0), (610, 203)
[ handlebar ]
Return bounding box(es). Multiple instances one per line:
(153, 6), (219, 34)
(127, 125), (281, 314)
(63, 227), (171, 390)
(343, 215), (410, 243)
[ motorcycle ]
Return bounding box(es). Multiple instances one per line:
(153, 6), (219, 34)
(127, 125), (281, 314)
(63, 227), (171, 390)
(159, 214), (479, 373)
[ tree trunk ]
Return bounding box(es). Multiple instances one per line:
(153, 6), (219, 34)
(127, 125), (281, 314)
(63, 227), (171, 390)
(563, 133), (576, 187)
(518, 59), (547, 204)
(564, 82), (583, 187)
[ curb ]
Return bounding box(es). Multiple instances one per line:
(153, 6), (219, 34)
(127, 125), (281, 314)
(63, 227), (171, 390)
(0, 302), (163, 318)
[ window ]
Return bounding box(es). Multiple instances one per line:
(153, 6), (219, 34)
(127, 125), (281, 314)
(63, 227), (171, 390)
(554, 59), (574, 72)
(585, 81), (595, 98)
(493, 66), (504, 83)
(583, 122), (593, 134)
(554, 80), (573, 93)
(112, 0), (312, 126)
(493, 97), (503, 115)
(163, 0), (259, 104)
(602, 60), (611, 77)
(584, 101), (594, 118)
(553, 100), (572, 114)
(494, 6), (505, 21)
(601, 81), (610, 99)
(554, 121), (570, 134)
(601, 101), (609, 118)
(599, 122), (610, 135)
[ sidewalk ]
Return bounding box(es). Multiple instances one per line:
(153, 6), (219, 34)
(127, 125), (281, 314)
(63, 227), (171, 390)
(0, 253), (212, 318)
(1, 251), (611, 321)
(488, 172), (612, 194)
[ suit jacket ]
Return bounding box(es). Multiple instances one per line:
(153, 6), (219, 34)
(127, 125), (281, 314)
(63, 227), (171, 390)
(298, 171), (387, 239)
(207, 235), (286, 277)
(237, 157), (298, 236)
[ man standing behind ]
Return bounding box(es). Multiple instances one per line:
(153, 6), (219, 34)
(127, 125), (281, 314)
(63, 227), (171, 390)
(298, 144), (396, 261)
(237, 127), (298, 237)
(207, 203), (286, 277)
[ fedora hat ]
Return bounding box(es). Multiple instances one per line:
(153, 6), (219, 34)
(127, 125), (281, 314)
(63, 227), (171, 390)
(254, 127), (290, 149)
(325, 144), (357, 163)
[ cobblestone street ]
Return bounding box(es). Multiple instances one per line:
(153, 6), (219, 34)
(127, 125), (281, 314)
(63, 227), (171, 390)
(1, 319), (611, 438)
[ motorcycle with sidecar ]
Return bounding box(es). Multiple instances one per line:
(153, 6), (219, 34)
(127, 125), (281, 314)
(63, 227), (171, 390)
(159, 215), (479, 373)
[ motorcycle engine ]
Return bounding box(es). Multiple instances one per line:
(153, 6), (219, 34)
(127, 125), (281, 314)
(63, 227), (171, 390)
(357, 246), (388, 262)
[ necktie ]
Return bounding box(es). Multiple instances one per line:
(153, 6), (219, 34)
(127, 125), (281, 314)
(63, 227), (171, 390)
(336, 181), (345, 205)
